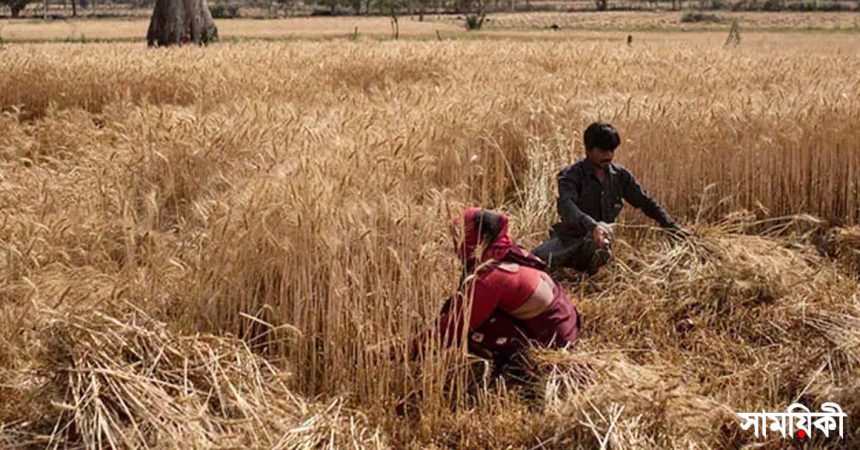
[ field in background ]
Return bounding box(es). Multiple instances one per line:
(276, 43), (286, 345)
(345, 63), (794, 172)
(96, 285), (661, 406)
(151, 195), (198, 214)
(481, 10), (860, 30)
(0, 16), (464, 41)
(3, 0), (858, 20)
(2, 10), (860, 43)
(1, 28), (859, 449)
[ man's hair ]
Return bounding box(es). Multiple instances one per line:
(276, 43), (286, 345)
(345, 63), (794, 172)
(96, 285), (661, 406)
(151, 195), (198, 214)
(583, 122), (621, 152)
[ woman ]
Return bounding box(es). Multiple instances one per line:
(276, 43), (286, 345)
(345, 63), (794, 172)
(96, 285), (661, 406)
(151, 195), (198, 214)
(420, 207), (581, 364)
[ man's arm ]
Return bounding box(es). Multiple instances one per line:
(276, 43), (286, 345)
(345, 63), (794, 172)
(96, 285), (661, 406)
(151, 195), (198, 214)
(619, 168), (677, 228)
(557, 168), (599, 233)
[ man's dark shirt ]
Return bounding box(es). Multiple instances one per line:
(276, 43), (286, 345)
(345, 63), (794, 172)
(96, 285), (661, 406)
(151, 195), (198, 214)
(552, 159), (676, 239)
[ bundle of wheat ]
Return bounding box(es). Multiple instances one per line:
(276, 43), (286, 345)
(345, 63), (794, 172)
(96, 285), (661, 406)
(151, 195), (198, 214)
(0, 306), (384, 449)
(515, 219), (860, 447)
(524, 348), (738, 449)
(817, 226), (860, 277)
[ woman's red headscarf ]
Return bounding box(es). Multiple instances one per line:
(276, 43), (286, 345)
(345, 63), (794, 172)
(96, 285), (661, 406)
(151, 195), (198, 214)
(456, 207), (515, 271)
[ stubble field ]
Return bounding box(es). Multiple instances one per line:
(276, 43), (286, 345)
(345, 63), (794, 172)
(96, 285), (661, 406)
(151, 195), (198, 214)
(0, 31), (859, 448)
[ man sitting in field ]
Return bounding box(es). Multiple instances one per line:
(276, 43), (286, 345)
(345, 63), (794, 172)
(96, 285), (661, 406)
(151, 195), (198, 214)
(533, 122), (682, 274)
(415, 207), (581, 367)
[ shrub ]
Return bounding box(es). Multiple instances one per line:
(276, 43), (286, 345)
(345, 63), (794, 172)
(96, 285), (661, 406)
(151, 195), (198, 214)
(209, 2), (240, 18)
(762, 0), (783, 11)
(1, 0), (31, 18)
(786, 0), (855, 11)
(680, 11), (724, 23)
(465, 13), (486, 30)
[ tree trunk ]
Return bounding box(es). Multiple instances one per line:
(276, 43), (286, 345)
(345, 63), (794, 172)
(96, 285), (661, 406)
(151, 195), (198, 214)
(147, 0), (218, 47)
(72, 0), (77, 16)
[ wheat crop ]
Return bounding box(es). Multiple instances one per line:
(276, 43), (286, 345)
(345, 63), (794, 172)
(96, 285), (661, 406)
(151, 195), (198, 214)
(0, 36), (858, 448)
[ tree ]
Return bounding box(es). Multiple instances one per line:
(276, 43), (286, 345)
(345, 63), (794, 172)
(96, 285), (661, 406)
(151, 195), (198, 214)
(146, 0), (218, 47)
(414, 0), (432, 20)
(316, 0), (340, 14)
(595, 0), (607, 10)
(375, 0), (406, 37)
(462, 0), (486, 29)
(2, 0), (31, 17)
(269, 0), (296, 16)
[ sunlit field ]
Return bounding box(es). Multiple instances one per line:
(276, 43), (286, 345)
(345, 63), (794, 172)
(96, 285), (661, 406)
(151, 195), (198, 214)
(1, 30), (859, 448)
(2, 10), (860, 43)
(0, 16), (463, 42)
(481, 10), (860, 31)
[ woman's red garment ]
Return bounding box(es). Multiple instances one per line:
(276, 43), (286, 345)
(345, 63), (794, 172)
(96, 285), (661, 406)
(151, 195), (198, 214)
(435, 208), (581, 359)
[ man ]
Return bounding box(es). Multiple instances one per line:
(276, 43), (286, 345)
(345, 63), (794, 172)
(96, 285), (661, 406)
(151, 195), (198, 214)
(534, 122), (681, 274)
(415, 207), (581, 366)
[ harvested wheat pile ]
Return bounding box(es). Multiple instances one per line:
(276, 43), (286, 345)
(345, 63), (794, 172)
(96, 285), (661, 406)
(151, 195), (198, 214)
(0, 306), (384, 449)
(525, 349), (737, 449)
(516, 220), (860, 448)
(817, 226), (860, 278)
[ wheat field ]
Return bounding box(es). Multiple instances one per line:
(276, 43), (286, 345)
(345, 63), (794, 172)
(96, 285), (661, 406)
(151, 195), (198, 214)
(0, 33), (859, 449)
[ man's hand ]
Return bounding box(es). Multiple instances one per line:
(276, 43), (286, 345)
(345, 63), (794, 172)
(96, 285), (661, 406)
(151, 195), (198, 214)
(591, 222), (613, 248)
(665, 224), (693, 242)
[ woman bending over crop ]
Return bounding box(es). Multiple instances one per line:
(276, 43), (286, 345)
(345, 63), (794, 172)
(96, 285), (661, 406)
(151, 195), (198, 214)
(415, 207), (581, 366)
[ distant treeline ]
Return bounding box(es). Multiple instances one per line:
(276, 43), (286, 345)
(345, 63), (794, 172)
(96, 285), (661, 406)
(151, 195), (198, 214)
(2, 0), (858, 19)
